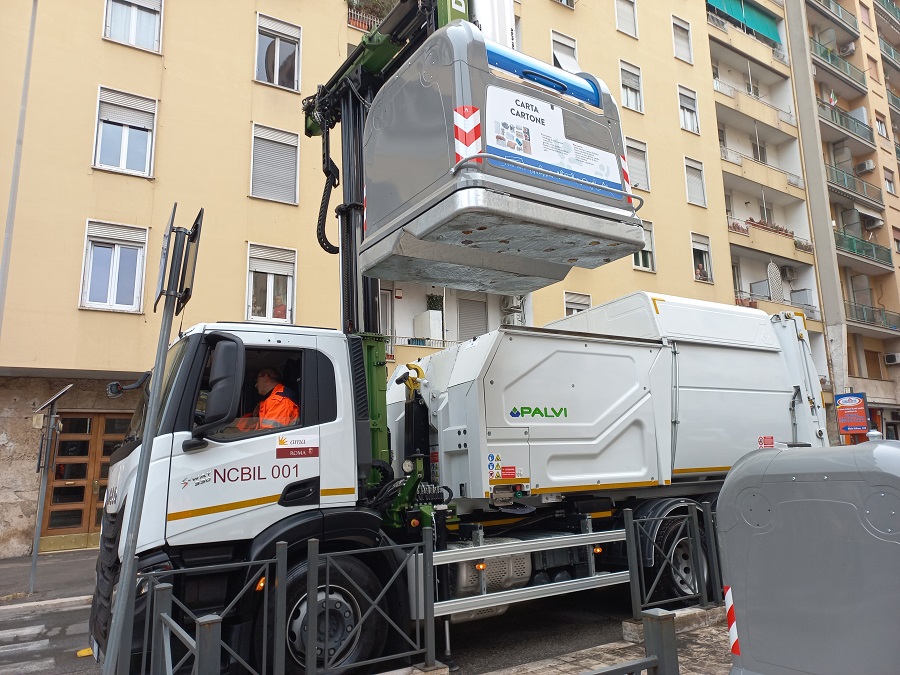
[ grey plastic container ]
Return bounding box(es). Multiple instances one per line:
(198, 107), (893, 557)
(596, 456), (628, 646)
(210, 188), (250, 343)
(717, 440), (900, 675)
(359, 20), (645, 294)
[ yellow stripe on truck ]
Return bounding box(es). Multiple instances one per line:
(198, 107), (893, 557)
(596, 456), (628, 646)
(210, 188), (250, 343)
(321, 487), (356, 496)
(531, 480), (658, 494)
(672, 466), (730, 475)
(167, 494), (281, 521)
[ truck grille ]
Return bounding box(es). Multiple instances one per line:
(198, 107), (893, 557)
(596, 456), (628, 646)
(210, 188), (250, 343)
(89, 507), (122, 652)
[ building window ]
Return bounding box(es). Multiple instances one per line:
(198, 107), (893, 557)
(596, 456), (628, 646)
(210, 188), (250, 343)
(684, 157), (706, 206)
(81, 222), (147, 312)
(551, 31), (580, 73)
(248, 243), (296, 321)
(616, 0), (638, 37)
(861, 3), (871, 27)
(868, 56), (880, 83)
(104, 0), (162, 52)
(256, 14), (301, 91)
(724, 192), (733, 217)
(759, 202), (774, 224)
(251, 124), (299, 204)
(712, 62), (719, 80)
(886, 169), (896, 195)
(745, 78), (760, 98)
(621, 62), (643, 113)
(633, 221), (655, 271)
(672, 17), (692, 63)
(94, 88), (156, 176)
(678, 86), (699, 133)
(877, 116), (888, 138)
(691, 233), (712, 282)
(564, 291), (591, 315)
(625, 138), (649, 191)
(752, 137), (767, 164)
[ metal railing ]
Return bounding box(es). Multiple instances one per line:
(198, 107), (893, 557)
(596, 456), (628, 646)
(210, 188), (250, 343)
(795, 237), (815, 254)
(727, 215), (796, 238)
(707, 11), (729, 32)
(142, 543), (288, 675)
(834, 229), (893, 264)
(817, 98), (875, 143)
(895, 142), (900, 158)
(810, 38), (867, 87)
(825, 163), (884, 203)
(880, 37), (900, 69)
(720, 146), (742, 164)
(714, 79), (797, 125)
(347, 6), (382, 31)
(889, 89), (900, 111)
(876, 0), (900, 27)
(580, 609), (679, 675)
(810, 0), (859, 31)
(845, 300), (900, 329)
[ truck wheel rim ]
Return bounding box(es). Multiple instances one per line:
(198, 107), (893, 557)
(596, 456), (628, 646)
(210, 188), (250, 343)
(287, 587), (363, 667)
(670, 537), (707, 595)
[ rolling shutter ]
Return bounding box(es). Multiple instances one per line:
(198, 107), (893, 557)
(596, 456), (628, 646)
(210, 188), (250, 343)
(87, 221), (147, 243)
(98, 88), (156, 130)
(252, 125), (299, 203)
(616, 0), (637, 36)
(626, 140), (649, 190)
(673, 21), (691, 61)
(458, 299), (487, 341)
(621, 67), (641, 91)
(685, 160), (706, 206)
(131, 0), (162, 10)
(249, 244), (295, 276)
(258, 14), (301, 40)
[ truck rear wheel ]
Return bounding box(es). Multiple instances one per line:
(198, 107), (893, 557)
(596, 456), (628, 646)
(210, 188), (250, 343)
(652, 518), (709, 600)
(263, 555), (387, 674)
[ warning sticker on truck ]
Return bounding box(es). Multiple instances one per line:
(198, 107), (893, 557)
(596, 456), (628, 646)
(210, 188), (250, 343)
(485, 86), (622, 198)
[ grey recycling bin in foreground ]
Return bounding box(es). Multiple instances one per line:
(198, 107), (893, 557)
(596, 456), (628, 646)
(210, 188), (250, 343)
(717, 440), (900, 675)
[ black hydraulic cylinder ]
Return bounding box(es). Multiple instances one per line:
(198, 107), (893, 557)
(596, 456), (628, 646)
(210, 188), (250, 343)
(404, 394), (431, 483)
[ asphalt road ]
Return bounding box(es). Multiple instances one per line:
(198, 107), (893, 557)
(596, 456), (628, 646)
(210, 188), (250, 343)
(0, 600), (97, 675)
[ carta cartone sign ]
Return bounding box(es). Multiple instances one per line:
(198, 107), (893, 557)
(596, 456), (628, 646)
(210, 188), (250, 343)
(510, 406), (568, 418)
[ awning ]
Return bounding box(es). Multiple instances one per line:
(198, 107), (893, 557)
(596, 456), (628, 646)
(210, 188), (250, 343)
(707, 0), (728, 12)
(744, 1), (781, 44)
(723, 0), (746, 21)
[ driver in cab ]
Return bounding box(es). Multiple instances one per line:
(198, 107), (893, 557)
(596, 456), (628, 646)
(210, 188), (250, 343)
(236, 367), (299, 431)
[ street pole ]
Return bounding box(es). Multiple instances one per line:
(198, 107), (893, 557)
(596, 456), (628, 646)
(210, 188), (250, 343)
(102, 227), (186, 675)
(0, 0), (38, 340)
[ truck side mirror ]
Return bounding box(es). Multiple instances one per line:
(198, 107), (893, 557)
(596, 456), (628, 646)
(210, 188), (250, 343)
(193, 335), (244, 439)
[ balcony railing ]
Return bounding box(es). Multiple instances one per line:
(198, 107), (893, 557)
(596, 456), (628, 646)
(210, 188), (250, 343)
(794, 237), (815, 254)
(889, 89), (900, 111)
(720, 147), (805, 188)
(834, 229), (893, 264)
(810, 0), (859, 31)
(727, 215), (796, 238)
(817, 99), (875, 143)
(881, 36), (900, 68)
(875, 0), (900, 26)
(825, 163), (884, 203)
(385, 336), (459, 360)
(845, 300), (900, 330)
(347, 7), (382, 31)
(895, 142), (900, 158)
(714, 79), (797, 125)
(735, 289), (822, 320)
(810, 38), (867, 88)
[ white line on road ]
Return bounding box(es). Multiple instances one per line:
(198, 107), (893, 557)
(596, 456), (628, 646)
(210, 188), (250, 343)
(0, 657), (56, 673)
(0, 625), (43, 641)
(0, 638), (50, 655)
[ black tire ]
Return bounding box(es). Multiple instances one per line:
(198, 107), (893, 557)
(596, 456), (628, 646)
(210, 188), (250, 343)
(650, 517), (709, 601)
(258, 555), (388, 674)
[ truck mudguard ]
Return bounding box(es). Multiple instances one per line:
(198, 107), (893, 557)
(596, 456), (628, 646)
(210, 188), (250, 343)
(248, 507), (383, 562)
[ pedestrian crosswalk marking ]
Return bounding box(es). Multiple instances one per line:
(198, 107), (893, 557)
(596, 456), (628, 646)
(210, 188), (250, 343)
(0, 638), (50, 655)
(0, 625), (42, 641)
(0, 657), (55, 674)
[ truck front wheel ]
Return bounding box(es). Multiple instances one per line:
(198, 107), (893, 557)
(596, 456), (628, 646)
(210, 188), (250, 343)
(268, 556), (388, 673)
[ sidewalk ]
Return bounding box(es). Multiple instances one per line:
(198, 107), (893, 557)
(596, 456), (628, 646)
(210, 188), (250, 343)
(0, 548), (97, 608)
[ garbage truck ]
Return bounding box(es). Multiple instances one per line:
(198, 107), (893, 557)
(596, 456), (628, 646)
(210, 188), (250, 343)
(88, 1), (827, 672)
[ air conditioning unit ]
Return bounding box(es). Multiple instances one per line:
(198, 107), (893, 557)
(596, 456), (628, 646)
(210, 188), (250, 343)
(781, 266), (797, 282)
(885, 352), (900, 365)
(855, 159), (876, 175)
(864, 216), (884, 230)
(500, 295), (524, 312)
(839, 41), (857, 56)
(501, 313), (525, 326)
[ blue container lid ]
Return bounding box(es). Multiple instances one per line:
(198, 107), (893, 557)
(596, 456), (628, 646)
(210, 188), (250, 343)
(484, 41), (600, 108)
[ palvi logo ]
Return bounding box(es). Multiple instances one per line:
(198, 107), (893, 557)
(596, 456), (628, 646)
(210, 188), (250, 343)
(509, 406), (568, 418)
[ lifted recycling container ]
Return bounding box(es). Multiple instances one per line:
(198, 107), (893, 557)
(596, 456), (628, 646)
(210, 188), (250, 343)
(359, 20), (645, 294)
(717, 440), (900, 675)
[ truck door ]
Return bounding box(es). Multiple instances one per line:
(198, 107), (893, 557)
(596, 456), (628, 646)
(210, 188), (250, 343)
(166, 336), (334, 546)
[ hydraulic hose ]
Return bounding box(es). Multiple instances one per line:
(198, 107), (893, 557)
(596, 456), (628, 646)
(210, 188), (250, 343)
(317, 167), (340, 255)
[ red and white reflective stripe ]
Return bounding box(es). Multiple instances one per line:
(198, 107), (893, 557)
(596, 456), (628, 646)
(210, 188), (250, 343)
(363, 183), (367, 233)
(453, 106), (482, 163)
(725, 585), (741, 656)
(620, 154), (633, 204)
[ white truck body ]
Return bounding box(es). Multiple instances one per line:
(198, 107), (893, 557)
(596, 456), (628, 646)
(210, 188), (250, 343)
(387, 293), (826, 512)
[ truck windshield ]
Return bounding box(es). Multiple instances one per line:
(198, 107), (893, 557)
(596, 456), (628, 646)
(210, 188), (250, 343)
(124, 339), (189, 442)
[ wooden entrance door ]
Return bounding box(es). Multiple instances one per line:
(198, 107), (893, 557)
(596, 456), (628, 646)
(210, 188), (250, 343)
(39, 413), (130, 551)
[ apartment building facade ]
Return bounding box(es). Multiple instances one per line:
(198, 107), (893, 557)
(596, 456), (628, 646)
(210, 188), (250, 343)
(0, 0), (834, 557)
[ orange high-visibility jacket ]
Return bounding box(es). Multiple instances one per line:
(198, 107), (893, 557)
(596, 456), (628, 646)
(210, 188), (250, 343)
(236, 384), (299, 431)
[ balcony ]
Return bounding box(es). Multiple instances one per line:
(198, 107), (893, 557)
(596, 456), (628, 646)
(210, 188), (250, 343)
(834, 229), (893, 273)
(720, 146), (806, 200)
(385, 336), (457, 366)
(817, 99), (874, 143)
(845, 301), (900, 333)
(895, 142), (900, 158)
(347, 6), (382, 31)
(810, 38), (867, 97)
(881, 37), (900, 75)
(713, 78), (797, 131)
(727, 216), (815, 261)
(875, 0), (900, 42)
(807, 0), (860, 40)
(707, 12), (791, 74)
(735, 290), (823, 323)
(889, 90), (900, 115)
(825, 163), (884, 208)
